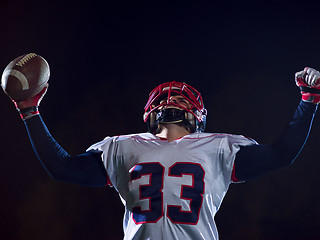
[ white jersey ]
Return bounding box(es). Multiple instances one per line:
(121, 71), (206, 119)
(88, 132), (256, 240)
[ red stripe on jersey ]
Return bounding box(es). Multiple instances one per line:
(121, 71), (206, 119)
(231, 163), (240, 182)
(106, 175), (113, 187)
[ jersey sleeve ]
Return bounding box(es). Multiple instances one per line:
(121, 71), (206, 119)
(87, 137), (118, 187)
(220, 134), (257, 183)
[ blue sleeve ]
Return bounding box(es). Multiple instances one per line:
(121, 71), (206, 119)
(234, 100), (318, 181)
(24, 115), (108, 187)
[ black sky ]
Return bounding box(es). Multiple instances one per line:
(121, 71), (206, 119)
(1, 1), (320, 239)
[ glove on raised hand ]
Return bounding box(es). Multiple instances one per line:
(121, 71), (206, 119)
(12, 84), (48, 120)
(295, 67), (320, 104)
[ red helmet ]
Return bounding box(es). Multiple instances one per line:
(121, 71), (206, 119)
(143, 81), (207, 133)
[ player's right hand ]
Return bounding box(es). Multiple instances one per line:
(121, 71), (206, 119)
(295, 67), (320, 104)
(12, 84), (48, 120)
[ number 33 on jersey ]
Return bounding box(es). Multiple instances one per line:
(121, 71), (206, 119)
(130, 162), (204, 225)
(88, 132), (255, 239)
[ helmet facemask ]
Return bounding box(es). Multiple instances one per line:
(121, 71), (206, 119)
(143, 81), (207, 134)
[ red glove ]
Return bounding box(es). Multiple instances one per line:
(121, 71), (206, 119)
(295, 67), (320, 104)
(12, 84), (48, 120)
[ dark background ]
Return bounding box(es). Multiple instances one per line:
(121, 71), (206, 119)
(1, 1), (320, 239)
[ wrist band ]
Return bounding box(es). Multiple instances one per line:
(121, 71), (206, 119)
(19, 106), (39, 120)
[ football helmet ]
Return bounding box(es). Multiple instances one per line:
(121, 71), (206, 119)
(143, 81), (207, 133)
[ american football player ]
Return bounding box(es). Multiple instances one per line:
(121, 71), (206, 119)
(9, 67), (319, 240)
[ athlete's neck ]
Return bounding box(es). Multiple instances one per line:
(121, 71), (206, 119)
(155, 123), (190, 142)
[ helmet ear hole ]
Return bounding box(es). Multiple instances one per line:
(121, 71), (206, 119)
(187, 112), (195, 129)
(147, 111), (158, 133)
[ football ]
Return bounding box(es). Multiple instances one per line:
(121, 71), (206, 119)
(1, 53), (50, 101)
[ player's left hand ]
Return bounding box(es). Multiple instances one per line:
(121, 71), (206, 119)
(295, 67), (320, 104)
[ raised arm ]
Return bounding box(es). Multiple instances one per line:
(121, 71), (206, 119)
(11, 86), (108, 187)
(234, 68), (319, 181)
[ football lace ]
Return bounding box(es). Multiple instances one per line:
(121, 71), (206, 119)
(16, 53), (37, 67)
